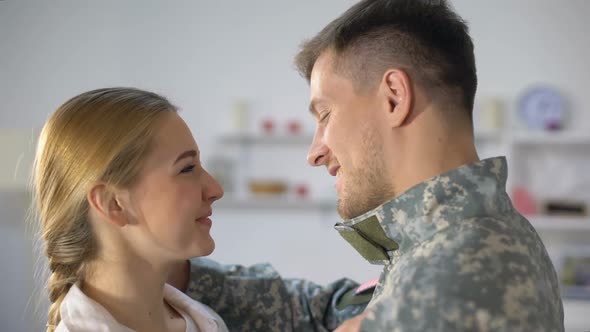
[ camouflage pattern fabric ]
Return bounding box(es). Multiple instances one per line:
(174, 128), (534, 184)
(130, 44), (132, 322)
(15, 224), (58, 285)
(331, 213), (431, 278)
(336, 157), (564, 332)
(186, 258), (366, 331)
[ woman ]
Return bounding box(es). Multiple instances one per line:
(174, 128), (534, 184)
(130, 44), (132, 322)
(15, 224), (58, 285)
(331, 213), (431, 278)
(33, 87), (229, 331)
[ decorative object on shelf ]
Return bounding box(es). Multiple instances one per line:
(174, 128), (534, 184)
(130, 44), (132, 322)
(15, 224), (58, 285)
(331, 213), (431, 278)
(558, 246), (590, 300)
(207, 155), (236, 194)
(248, 179), (288, 196)
(294, 183), (309, 199)
(231, 99), (251, 133)
(543, 200), (587, 217)
(518, 86), (566, 131)
(261, 118), (275, 135)
(480, 97), (505, 131)
(512, 186), (537, 216)
(286, 119), (302, 135)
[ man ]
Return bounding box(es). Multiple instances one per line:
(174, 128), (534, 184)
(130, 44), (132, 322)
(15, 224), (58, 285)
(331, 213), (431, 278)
(295, 0), (564, 331)
(173, 0), (563, 331)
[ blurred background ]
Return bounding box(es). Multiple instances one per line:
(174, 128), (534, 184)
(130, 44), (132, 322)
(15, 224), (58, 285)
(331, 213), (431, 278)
(1, 0), (590, 331)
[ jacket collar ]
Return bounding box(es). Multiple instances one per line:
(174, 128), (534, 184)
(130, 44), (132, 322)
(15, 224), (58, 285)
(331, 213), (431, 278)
(335, 157), (511, 264)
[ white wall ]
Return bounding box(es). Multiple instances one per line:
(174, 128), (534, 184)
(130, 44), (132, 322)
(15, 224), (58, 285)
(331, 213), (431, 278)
(3, 1), (590, 132)
(2, 1), (590, 331)
(0, 191), (33, 331)
(459, 0), (590, 127)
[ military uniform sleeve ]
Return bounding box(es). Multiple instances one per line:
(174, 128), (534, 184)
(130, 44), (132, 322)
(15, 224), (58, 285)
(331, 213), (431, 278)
(185, 257), (366, 332)
(359, 226), (563, 332)
(360, 284), (544, 332)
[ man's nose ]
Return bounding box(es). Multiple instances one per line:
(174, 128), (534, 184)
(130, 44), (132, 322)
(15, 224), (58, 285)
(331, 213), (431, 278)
(307, 132), (329, 166)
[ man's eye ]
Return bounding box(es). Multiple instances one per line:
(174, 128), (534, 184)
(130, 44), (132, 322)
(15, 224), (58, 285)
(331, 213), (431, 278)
(320, 112), (331, 122)
(180, 165), (195, 174)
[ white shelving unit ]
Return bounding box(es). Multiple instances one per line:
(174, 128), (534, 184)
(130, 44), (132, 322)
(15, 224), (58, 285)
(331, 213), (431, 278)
(503, 130), (590, 233)
(497, 129), (590, 322)
(215, 132), (330, 210)
(217, 130), (590, 230)
(215, 196), (335, 210)
(473, 129), (590, 226)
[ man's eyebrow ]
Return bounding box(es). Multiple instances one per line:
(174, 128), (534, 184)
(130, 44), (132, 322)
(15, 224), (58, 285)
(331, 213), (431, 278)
(174, 150), (198, 164)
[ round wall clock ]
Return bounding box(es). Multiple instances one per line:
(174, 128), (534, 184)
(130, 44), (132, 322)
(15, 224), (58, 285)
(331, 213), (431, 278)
(518, 86), (566, 130)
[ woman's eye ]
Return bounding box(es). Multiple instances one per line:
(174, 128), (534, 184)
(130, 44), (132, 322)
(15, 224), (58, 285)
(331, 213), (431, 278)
(180, 165), (195, 174)
(320, 112), (331, 122)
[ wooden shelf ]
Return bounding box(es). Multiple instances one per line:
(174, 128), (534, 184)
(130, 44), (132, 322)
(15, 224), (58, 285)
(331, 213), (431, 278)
(529, 216), (590, 231)
(473, 130), (590, 145)
(214, 196), (335, 210)
(218, 133), (314, 145)
(219, 131), (590, 146)
(510, 131), (590, 145)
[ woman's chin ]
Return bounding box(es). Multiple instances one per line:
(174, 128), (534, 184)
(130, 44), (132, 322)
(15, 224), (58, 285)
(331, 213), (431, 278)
(192, 239), (215, 257)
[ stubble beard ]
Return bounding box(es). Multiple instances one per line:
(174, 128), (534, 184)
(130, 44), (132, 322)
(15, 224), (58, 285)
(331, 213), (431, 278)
(337, 130), (395, 220)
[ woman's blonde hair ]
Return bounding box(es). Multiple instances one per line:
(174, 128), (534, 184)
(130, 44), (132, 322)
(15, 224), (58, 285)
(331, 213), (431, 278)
(32, 87), (177, 331)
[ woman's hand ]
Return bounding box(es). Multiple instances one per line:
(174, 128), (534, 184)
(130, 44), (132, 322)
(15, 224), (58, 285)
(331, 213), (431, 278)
(334, 312), (368, 332)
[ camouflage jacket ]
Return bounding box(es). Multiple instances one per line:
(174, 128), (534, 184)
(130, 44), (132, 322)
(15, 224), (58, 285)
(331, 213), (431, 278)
(335, 157), (564, 332)
(186, 258), (366, 331)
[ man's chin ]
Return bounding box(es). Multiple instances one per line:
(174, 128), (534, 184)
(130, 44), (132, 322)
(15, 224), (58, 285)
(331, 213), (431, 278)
(337, 199), (363, 220)
(336, 199), (349, 220)
(337, 194), (389, 220)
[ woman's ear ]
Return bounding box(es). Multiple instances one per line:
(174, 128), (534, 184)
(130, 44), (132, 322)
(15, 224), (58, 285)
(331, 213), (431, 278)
(382, 69), (413, 128)
(87, 183), (129, 227)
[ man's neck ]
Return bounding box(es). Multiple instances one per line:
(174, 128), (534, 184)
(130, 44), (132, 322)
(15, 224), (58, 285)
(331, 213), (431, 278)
(393, 113), (479, 196)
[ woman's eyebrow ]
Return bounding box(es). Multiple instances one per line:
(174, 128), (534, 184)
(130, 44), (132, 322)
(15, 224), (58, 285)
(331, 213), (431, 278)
(173, 150), (197, 164)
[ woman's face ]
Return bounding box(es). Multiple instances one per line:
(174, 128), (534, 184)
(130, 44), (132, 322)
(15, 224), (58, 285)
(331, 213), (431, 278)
(125, 112), (223, 262)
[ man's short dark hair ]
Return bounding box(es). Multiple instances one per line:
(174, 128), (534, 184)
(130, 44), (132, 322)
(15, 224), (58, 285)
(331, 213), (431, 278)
(294, 0), (477, 116)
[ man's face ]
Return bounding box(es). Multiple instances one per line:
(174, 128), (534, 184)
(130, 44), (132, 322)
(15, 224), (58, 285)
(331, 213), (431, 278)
(307, 52), (395, 219)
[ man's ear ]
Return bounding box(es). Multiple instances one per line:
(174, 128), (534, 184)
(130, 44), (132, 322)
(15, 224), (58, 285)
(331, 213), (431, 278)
(87, 183), (129, 227)
(382, 69), (413, 128)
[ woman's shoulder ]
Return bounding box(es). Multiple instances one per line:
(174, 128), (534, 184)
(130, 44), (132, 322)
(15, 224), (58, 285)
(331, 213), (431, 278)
(164, 283), (229, 332)
(56, 283), (134, 332)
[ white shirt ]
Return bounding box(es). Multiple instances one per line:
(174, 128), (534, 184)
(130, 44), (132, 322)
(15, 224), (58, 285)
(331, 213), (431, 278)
(55, 283), (229, 332)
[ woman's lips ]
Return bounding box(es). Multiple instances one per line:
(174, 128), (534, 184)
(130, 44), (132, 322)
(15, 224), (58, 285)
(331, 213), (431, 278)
(196, 217), (212, 227)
